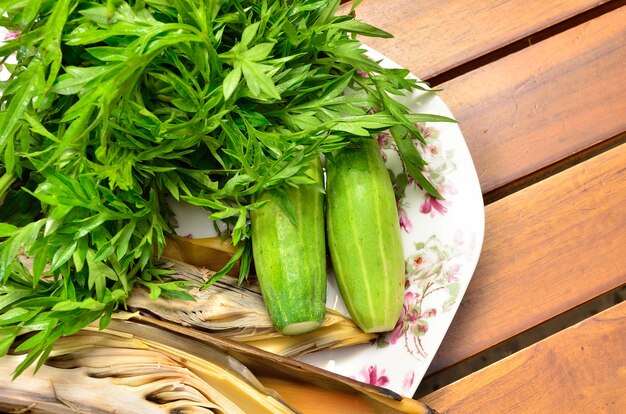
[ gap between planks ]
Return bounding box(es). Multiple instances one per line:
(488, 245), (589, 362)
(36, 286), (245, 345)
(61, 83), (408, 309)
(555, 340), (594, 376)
(425, 141), (626, 378)
(420, 299), (626, 412)
(482, 131), (626, 206)
(426, 0), (626, 86)
(414, 284), (625, 399)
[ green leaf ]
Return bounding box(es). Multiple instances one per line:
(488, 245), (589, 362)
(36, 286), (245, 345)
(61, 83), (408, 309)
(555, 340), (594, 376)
(44, 205), (74, 237)
(0, 219), (46, 282)
(269, 188), (297, 226)
(241, 61), (280, 99)
(114, 221), (136, 259)
(51, 300), (82, 312)
(148, 284), (161, 301)
(240, 21), (260, 48)
(0, 327), (20, 358)
(201, 243), (246, 289)
(49, 240), (78, 272)
(330, 122), (370, 136)
(240, 42), (274, 62)
(0, 287), (33, 312)
(390, 125), (443, 199)
(74, 213), (109, 239)
(51, 66), (109, 95)
(72, 237), (89, 272)
(350, 0), (364, 13)
(406, 113), (457, 124)
(0, 60), (42, 149)
(15, 320), (54, 352)
(223, 64), (242, 100)
(78, 297), (105, 311)
(17, 297), (64, 310)
(0, 307), (35, 326)
(87, 255), (117, 301)
(99, 308), (113, 330)
(0, 223), (17, 237)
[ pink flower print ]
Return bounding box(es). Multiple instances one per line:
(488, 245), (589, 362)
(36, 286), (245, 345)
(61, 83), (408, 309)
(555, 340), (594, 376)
(360, 365), (389, 387)
(398, 208), (412, 233)
(453, 229), (465, 246)
(1, 28), (20, 41)
(414, 123), (432, 139)
(419, 183), (455, 217)
(377, 132), (390, 147)
(416, 319), (429, 334)
(413, 309), (436, 336)
(420, 194), (448, 216)
(387, 322), (404, 345)
(406, 308), (420, 324)
(403, 371), (415, 391)
(409, 253), (428, 273)
(445, 263), (461, 282)
(387, 291), (415, 345)
(440, 182), (458, 196)
(421, 144), (447, 172)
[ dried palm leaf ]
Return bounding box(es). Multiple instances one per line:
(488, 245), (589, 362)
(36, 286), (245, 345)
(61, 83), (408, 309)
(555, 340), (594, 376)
(1, 318), (437, 414)
(127, 259), (377, 356)
(162, 235), (237, 275)
(0, 330), (296, 414)
(116, 317), (438, 413)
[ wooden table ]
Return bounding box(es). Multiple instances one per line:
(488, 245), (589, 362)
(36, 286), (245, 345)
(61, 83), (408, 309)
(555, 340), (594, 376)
(340, 0), (626, 412)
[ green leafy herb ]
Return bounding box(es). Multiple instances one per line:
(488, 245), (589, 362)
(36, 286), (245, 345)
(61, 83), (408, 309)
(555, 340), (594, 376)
(0, 0), (453, 376)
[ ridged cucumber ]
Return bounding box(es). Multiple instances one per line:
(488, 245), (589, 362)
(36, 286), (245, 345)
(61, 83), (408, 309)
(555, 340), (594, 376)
(326, 139), (405, 333)
(250, 158), (326, 336)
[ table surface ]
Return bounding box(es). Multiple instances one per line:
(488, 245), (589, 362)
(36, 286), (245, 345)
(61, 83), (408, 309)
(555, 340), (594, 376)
(340, 0), (626, 412)
(0, 2), (624, 413)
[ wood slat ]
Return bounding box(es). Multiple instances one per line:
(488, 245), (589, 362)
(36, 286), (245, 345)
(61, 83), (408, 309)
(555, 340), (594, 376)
(426, 142), (626, 374)
(339, 0), (609, 79)
(422, 300), (626, 412)
(436, 6), (626, 194)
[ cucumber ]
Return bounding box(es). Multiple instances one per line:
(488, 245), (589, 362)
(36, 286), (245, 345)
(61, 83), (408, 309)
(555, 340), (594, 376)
(250, 158), (326, 336)
(326, 139), (405, 333)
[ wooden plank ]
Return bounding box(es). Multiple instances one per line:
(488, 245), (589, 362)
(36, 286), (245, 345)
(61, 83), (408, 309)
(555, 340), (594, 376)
(422, 301), (626, 412)
(339, 0), (609, 79)
(436, 7), (626, 193)
(426, 142), (626, 374)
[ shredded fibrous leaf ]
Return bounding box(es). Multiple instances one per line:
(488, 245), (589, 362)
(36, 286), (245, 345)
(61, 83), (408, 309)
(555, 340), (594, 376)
(127, 259), (377, 356)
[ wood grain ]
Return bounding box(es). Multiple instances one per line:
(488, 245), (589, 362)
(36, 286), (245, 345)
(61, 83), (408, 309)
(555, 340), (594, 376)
(422, 301), (626, 413)
(427, 142), (626, 374)
(339, 0), (608, 79)
(436, 6), (626, 193)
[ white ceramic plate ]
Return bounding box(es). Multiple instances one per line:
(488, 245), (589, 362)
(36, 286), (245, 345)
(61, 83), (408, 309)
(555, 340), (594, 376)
(2, 27), (482, 396)
(0, 27), (475, 397)
(171, 47), (485, 397)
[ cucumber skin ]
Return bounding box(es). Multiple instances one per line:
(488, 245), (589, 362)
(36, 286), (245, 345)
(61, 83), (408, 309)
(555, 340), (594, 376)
(250, 158), (326, 335)
(326, 140), (405, 333)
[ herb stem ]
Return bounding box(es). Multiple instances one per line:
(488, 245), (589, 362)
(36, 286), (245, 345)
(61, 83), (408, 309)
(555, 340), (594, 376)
(0, 171), (16, 205)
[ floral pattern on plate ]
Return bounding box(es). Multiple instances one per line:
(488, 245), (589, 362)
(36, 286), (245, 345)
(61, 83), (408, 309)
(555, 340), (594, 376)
(381, 231), (477, 358)
(297, 47), (484, 398)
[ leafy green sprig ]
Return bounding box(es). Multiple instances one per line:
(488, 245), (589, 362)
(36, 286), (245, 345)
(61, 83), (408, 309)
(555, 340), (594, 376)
(0, 0), (453, 376)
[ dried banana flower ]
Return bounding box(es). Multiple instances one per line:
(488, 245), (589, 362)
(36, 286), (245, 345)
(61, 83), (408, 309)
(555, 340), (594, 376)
(127, 259), (377, 356)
